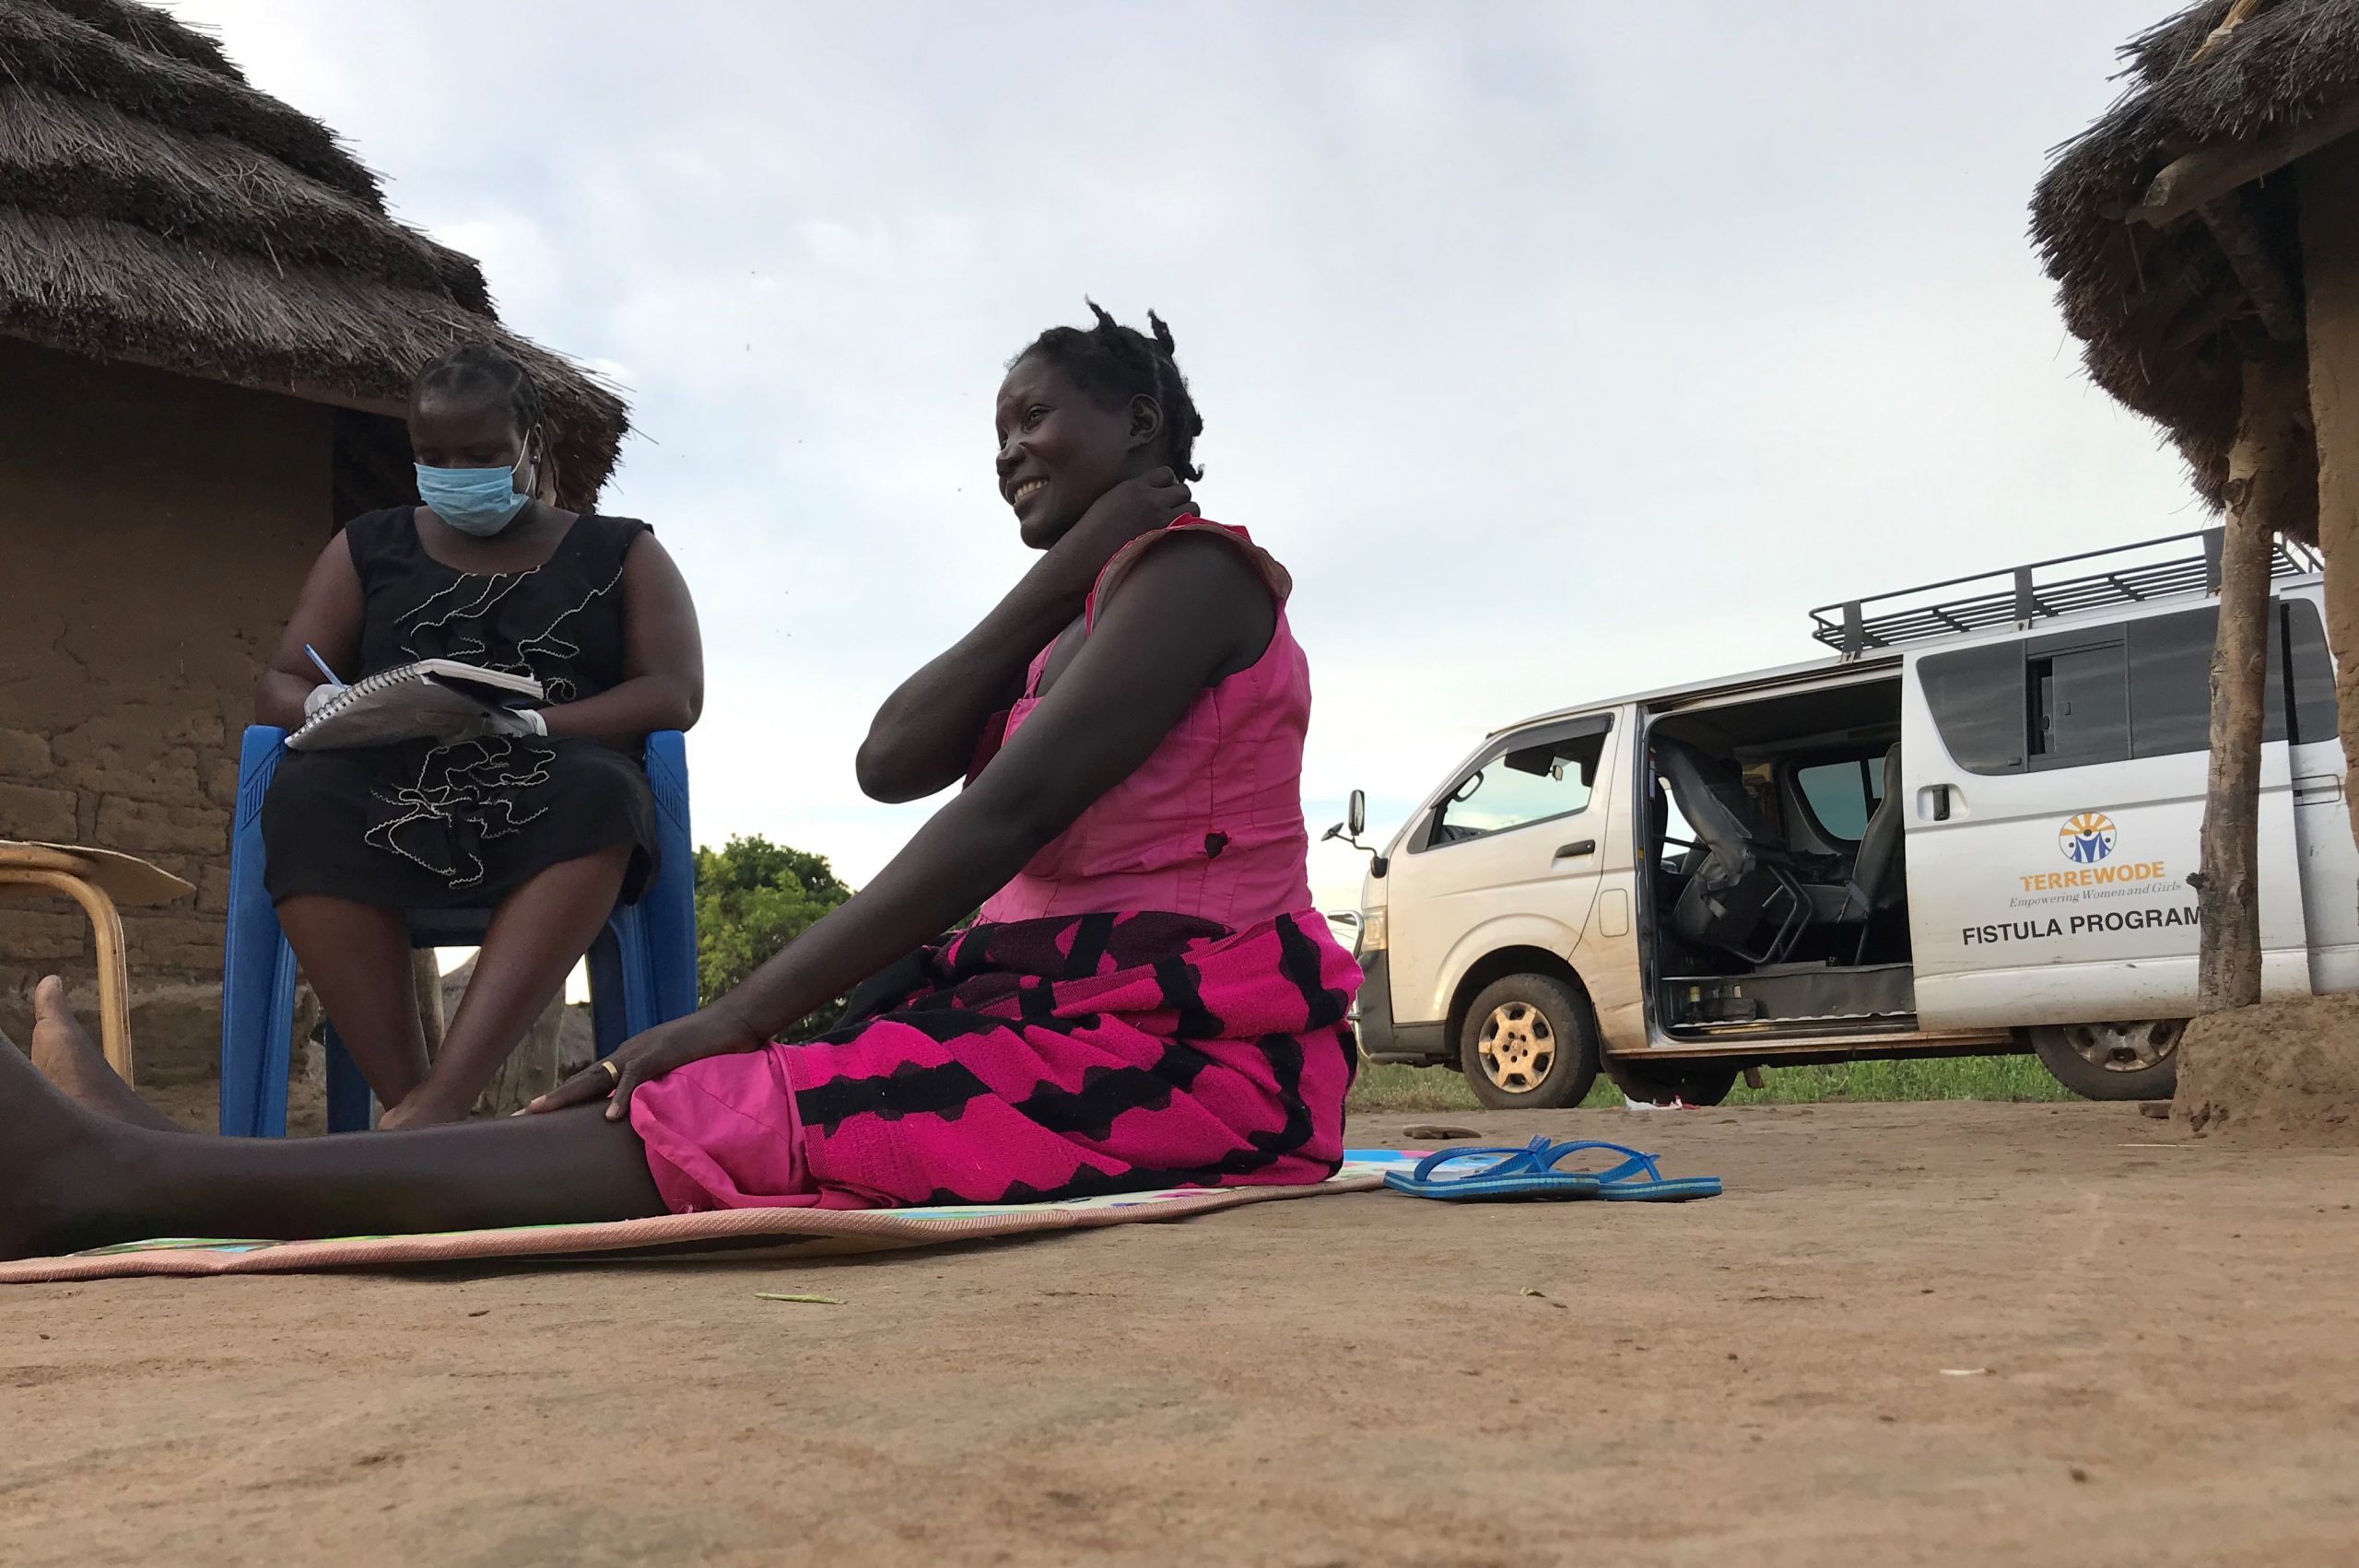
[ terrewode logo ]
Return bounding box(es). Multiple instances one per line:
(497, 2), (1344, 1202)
(2058, 812), (2117, 865)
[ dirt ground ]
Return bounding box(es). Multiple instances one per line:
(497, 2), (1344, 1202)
(4, 1099), (2356, 1567)
(2177, 991), (2359, 1146)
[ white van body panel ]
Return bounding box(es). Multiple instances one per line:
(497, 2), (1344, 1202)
(1899, 588), (2337, 1029)
(1902, 695), (2309, 1028)
(2290, 736), (2359, 992)
(1383, 710), (1627, 1028)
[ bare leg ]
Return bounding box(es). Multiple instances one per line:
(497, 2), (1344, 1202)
(0, 985), (665, 1261)
(381, 845), (632, 1129)
(24, 976), (182, 1132)
(276, 894), (429, 1111)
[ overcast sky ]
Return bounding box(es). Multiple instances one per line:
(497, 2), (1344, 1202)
(168, 0), (2198, 912)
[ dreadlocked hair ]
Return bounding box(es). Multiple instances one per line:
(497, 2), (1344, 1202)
(412, 341), (548, 450)
(1013, 300), (1205, 482)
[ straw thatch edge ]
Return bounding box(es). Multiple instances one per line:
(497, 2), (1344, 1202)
(0, 0), (629, 504)
(0, 209), (625, 504)
(2032, 0), (2359, 512)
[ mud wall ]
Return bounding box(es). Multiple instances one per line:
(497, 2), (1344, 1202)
(0, 336), (327, 1082)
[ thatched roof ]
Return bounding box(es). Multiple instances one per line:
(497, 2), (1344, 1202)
(0, 0), (627, 505)
(2031, 0), (2357, 524)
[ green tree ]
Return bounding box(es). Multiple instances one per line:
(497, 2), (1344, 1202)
(694, 835), (855, 1036)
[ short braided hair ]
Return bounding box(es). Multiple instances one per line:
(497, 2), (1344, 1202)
(411, 341), (546, 448)
(1012, 301), (1204, 482)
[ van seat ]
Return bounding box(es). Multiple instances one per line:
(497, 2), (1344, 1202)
(1841, 745), (1906, 919)
(1654, 737), (1847, 965)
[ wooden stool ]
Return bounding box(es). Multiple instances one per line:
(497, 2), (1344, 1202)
(0, 840), (194, 1086)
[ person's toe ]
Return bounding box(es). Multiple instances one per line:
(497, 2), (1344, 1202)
(28, 977), (94, 1071)
(31, 976), (74, 1029)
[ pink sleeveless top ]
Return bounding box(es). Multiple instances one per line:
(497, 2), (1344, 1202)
(977, 518), (1317, 930)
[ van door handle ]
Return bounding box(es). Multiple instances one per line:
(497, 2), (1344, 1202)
(1554, 839), (1597, 860)
(2295, 774), (2344, 804)
(1917, 784), (1954, 822)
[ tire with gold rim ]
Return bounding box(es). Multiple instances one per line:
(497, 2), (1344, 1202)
(1457, 974), (1599, 1110)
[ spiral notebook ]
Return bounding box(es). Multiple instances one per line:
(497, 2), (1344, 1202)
(287, 660), (543, 752)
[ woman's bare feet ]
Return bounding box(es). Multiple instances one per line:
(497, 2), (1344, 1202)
(0, 1009), (114, 1260)
(28, 977), (182, 1134)
(377, 1099), (434, 1132)
(376, 1088), (480, 1131)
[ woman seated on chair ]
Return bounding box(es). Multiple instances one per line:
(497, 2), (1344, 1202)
(254, 342), (703, 1128)
(0, 303), (1357, 1257)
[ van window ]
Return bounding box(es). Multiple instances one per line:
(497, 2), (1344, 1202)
(2120, 607), (2291, 756)
(2126, 611), (2227, 757)
(1919, 599), (2331, 774)
(2285, 599), (2339, 745)
(1796, 756), (1885, 840)
(1918, 641), (2027, 773)
(1426, 722), (1608, 846)
(2028, 636), (2128, 768)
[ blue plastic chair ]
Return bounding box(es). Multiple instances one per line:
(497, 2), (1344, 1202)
(217, 727), (698, 1135)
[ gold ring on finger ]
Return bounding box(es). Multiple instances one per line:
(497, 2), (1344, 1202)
(599, 1059), (620, 1082)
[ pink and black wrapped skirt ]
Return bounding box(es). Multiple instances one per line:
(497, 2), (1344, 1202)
(628, 909), (1360, 1211)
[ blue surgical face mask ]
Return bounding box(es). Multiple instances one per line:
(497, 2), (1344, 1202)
(417, 441), (534, 536)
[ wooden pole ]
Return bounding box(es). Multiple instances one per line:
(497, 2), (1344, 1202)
(2132, 99), (2359, 227)
(2302, 139), (2359, 877)
(412, 950), (446, 1059)
(473, 992), (569, 1117)
(2197, 354), (2307, 1012)
(426, 953), (573, 1116)
(2192, 0), (2265, 63)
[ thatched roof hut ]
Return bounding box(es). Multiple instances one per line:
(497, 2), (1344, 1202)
(0, 0), (628, 505)
(2030, 0), (2357, 529)
(0, 0), (631, 1082)
(2035, 0), (2359, 1016)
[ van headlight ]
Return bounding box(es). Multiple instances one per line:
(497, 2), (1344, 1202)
(1356, 907), (1386, 956)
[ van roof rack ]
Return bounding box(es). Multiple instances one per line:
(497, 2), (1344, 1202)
(1808, 529), (2323, 656)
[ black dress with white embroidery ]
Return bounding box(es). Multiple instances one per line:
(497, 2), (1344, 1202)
(263, 509), (660, 910)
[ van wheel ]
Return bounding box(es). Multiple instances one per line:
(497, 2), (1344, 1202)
(1603, 1059), (1739, 1108)
(2030, 1021), (2183, 1102)
(1458, 976), (1600, 1110)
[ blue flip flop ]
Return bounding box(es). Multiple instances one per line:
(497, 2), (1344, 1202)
(1552, 1140), (1722, 1201)
(1380, 1136), (1605, 1200)
(1380, 1137), (1722, 1202)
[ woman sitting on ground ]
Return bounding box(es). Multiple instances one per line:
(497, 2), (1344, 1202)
(1, 304), (1356, 1256)
(256, 342), (702, 1128)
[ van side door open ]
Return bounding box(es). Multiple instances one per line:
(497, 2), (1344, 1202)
(1901, 601), (2324, 1029)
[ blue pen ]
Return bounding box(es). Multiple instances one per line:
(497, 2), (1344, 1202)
(304, 645), (346, 687)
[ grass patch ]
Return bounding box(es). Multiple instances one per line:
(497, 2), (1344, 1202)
(1349, 1061), (1485, 1114)
(1723, 1055), (2071, 1106)
(1346, 1054), (2071, 1115)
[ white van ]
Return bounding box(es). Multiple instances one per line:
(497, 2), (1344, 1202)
(1338, 532), (2350, 1106)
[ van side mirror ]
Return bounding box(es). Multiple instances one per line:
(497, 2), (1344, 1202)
(1325, 788), (1382, 875)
